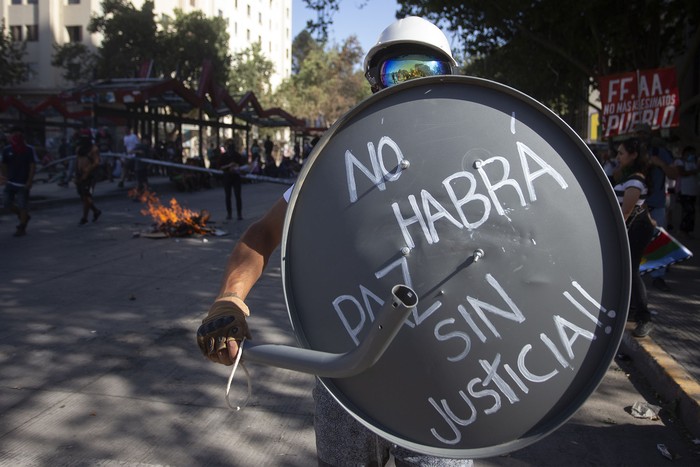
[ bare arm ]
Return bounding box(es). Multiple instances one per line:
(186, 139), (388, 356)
(201, 197), (287, 365)
(218, 197), (287, 301)
(620, 186), (642, 221)
(91, 145), (101, 169)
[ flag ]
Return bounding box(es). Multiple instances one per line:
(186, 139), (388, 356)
(640, 227), (693, 275)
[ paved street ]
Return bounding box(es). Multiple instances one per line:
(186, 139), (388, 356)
(1, 178), (699, 466)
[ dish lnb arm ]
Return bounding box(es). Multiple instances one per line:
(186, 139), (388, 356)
(243, 285), (418, 378)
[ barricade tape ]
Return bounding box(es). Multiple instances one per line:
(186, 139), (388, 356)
(36, 152), (296, 185)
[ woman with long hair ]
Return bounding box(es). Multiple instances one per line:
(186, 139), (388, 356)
(614, 137), (655, 337)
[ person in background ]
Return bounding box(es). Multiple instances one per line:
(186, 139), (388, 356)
(196, 16), (472, 466)
(218, 138), (246, 221)
(1, 126), (37, 237)
(633, 122), (678, 292)
(95, 126), (114, 182)
(674, 145), (698, 237)
(133, 135), (151, 197)
(599, 144), (618, 186)
(264, 135), (274, 169)
(74, 128), (102, 225)
(614, 137), (655, 338)
(120, 127), (140, 188)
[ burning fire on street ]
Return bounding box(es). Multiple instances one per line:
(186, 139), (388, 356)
(130, 188), (220, 237)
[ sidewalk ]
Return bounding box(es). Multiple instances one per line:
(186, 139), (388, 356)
(620, 221), (700, 439)
(8, 177), (700, 440)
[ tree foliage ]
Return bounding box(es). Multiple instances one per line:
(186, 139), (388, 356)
(158, 9), (231, 88)
(51, 43), (98, 84)
(397, 0), (700, 115)
(88, 0), (159, 78)
(301, 1), (700, 129)
(274, 33), (370, 125)
(229, 42), (276, 104)
(0, 21), (30, 86)
(292, 29), (323, 74)
(298, 0), (344, 42)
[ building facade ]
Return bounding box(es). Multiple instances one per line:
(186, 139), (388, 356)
(1, 0), (292, 96)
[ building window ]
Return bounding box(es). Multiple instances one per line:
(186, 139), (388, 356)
(247, 5), (250, 16)
(258, 12), (262, 24)
(12, 0), (22, 4)
(28, 0), (38, 4)
(10, 25), (22, 42)
(66, 26), (82, 43)
(67, 0), (80, 4)
(26, 25), (39, 41)
(246, 29), (250, 41)
(189, 0), (195, 6)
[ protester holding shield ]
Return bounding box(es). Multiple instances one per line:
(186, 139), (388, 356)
(197, 17), (471, 466)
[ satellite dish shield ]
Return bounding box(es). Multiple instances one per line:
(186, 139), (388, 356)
(281, 76), (631, 458)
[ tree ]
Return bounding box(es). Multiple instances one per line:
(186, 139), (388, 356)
(298, 0), (345, 42)
(229, 42), (276, 103)
(0, 21), (30, 86)
(292, 29), (323, 74)
(396, 0), (700, 124)
(274, 34), (370, 125)
(158, 9), (231, 88)
(302, 1), (700, 134)
(51, 43), (98, 84)
(88, 0), (159, 79)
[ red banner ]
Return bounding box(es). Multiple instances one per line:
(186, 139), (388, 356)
(598, 67), (680, 138)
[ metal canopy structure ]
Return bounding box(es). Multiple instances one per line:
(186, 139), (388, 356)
(1, 77), (310, 144)
(58, 77), (306, 130)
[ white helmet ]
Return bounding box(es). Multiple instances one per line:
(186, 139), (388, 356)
(363, 16), (456, 73)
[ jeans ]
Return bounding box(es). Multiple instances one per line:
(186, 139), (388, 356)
(3, 184), (29, 210)
(222, 173), (242, 218)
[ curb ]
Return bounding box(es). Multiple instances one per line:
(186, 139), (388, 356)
(620, 323), (700, 439)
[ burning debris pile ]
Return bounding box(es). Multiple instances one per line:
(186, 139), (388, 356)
(131, 189), (217, 237)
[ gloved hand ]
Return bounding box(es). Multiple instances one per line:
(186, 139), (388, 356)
(196, 296), (251, 365)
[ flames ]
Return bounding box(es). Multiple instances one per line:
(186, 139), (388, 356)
(131, 188), (212, 236)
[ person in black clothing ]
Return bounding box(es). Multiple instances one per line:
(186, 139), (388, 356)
(133, 136), (151, 196)
(1, 126), (37, 236)
(219, 139), (246, 220)
(263, 136), (273, 165)
(95, 127), (114, 182)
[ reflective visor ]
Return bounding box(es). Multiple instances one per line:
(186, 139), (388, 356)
(378, 54), (452, 88)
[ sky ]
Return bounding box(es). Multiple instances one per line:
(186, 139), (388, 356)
(291, 0), (401, 56)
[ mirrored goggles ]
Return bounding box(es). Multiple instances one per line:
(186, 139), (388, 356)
(375, 54), (453, 89)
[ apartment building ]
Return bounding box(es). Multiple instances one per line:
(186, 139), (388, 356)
(1, 0), (292, 96)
